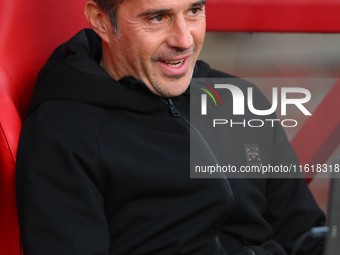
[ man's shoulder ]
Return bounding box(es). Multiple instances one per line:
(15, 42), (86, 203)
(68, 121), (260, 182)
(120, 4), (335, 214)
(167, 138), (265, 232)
(208, 67), (238, 79)
(22, 100), (110, 143)
(194, 60), (261, 93)
(193, 60), (272, 112)
(194, 60), (237, 79)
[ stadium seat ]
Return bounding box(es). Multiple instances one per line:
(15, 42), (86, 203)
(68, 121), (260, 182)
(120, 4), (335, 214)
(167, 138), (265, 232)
(0, 1), (88, 254)
(1, 0), (339, 254)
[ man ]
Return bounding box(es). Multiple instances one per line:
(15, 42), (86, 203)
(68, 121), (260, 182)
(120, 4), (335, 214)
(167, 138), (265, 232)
(16, 0), (325, 254)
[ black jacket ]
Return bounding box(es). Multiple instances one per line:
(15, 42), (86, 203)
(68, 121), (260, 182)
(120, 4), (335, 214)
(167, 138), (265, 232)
(16, 29), (325, 255)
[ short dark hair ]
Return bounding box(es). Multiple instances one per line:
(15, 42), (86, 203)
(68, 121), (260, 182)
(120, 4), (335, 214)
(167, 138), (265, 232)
(93, 0), (125, 33)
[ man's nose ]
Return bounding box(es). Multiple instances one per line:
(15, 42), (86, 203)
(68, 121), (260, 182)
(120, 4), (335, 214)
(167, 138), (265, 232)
(166, 16), (194, 50)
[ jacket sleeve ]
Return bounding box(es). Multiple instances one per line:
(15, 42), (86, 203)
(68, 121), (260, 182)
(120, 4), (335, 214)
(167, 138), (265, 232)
(247, 118), (325, 255)
(16, 102), (110, 255)
(256, 85), (325, 255)
(229, 175), (326, 255)
(231, 122), (326, 255)
(264, 115), (326, 255)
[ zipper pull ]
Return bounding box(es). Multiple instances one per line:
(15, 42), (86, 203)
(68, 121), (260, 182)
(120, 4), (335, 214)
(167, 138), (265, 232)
(166, 98), (181, 117)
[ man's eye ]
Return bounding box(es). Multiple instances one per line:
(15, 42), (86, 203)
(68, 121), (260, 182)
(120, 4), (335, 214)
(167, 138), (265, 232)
(189, 7), (203, 15)
(149, 14), (165, 23)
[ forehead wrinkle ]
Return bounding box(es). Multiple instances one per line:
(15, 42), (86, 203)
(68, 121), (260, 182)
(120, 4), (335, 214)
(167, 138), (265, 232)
(136, 0), (206, 18)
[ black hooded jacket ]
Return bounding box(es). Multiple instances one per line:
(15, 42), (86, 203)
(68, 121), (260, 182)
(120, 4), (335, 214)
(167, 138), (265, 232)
(16, 29), (325, 255)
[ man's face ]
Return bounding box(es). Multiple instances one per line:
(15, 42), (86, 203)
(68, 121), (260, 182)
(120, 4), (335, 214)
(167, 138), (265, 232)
(104, 0), (206, 97)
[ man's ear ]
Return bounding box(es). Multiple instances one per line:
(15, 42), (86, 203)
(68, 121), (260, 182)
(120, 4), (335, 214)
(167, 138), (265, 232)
(85, 0), (112, 43)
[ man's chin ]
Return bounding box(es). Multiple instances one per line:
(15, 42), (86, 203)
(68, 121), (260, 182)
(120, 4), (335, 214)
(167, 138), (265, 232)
(143, 68), (193, 97)
(158, 76), (191, 97)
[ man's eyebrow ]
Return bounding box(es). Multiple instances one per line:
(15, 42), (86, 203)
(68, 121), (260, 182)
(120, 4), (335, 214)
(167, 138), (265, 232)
(137, 0), (206, 18)
(191, 0), (206, 7)
(137, 8), (172, 18)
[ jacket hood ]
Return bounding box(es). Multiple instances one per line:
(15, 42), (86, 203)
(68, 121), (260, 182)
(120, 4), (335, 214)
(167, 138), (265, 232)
(27, 29), (212, 117)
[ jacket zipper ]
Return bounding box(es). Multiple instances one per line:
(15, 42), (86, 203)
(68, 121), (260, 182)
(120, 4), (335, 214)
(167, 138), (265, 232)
(163, 98), (235, 255)
(164, 97), (181, 117)
(215, 235), (228, 255)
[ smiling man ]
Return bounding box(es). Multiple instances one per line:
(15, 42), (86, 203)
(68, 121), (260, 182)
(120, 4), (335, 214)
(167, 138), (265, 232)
(16, 0), (325, 254)
(89, 0), (206, 97)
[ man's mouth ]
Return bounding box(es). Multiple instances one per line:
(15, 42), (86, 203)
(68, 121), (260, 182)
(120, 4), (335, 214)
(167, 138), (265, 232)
(163, 59), (185, 68)
(156, 54), (192, 77)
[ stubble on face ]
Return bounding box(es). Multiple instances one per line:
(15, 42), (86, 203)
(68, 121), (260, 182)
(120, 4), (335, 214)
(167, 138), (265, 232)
(146, 46), (198, 97)
(102, 0), (206, 97)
